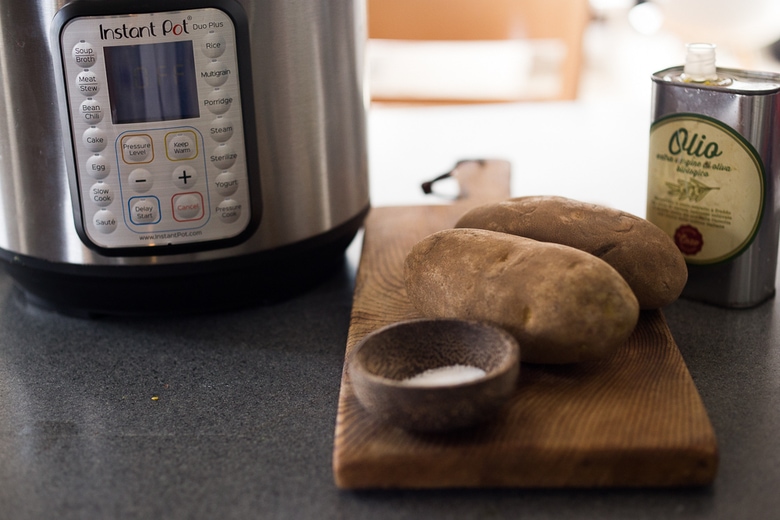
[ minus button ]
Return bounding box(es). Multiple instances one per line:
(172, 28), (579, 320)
(128, 168), (153, 193)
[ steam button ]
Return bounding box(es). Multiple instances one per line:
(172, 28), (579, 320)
(72, 41), (97, 68)
(209, 117), (233, 143)
(202, 31), (226, 58)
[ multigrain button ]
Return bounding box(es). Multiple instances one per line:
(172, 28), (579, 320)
(216, 198), (241, 223)
(83, 127), (107, 152)
(89, 182), (114, 207)
(121, 135), (153, 163)
(76, 70), (100, 96)
(210, 143), (237, 169)
(79, 99), (104, 124)
(204, 89), (232, 115)
(166, 132), (197, 160)
(209, 117), (233, 143)
(93, 209), (117, 233)
(202, 60), (231, 86)
(202, 31), (226, 58)
(85, 154), (110, 179)
(72, 41), (97, 68)
(172, 193), (204, 221)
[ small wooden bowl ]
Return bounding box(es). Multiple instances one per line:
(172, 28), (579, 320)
(348, 318), (520, 432)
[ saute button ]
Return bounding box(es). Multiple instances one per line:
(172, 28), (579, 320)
(85, 154), (110, 179)
(202, 31), (226, 58)
(93, 209), (117, 233)
(83, 127), (107, 152)
(72, 41), (97, 68)
(203, 60), (231, 87)
(214, 171), (238, 196)
(89, 182), (114, 207)
(216, 198), (241, 223)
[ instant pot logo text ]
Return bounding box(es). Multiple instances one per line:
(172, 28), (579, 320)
(99, 19), (190, 40)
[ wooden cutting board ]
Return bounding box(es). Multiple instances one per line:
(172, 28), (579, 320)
(332, 160), (718, 489)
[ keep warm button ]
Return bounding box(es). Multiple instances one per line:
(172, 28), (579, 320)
(172, 192), (204, 222)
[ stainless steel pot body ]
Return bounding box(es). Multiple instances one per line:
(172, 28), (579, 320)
(0, 0), (369, 267)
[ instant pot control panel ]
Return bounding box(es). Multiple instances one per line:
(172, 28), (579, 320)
(53, 1), (261, 255)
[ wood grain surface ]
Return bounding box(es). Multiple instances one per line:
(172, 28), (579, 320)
(332, 160), (718, 489)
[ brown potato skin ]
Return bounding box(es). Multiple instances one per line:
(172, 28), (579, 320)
(455, 196), (687, 309)
(404, 228), (640, 364)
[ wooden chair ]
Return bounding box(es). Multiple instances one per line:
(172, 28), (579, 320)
(367, 0), (591, 102)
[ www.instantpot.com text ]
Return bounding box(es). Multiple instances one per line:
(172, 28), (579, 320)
(139, 230), (204, 242)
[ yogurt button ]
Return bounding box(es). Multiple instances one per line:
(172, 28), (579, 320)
(85, 154), (110, 179)
(76, 70), (100, 96)
(72, 41), (97, 68)
(128, 168), (153, 193)
(202, 31), (226, 58)
(83, 127), (107, 152)
(80, 99), (104, 124)
(93, 209), (117, 233)
(209, 117), (233, 143)
(203, 60), (231, 87)
(216, 198), (241, 223)
(89, 182), (113, 207)
(214, 171), (238, 196)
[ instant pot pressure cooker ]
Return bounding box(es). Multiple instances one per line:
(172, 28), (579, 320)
(0, 0), (370, 315)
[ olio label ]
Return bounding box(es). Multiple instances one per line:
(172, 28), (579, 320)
(646, 113), (764, 264)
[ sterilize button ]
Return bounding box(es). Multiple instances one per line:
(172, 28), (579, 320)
(121, 135), (153, 163)
(85, 154), (110, 179)
(89, 182), (113, 207)
(76, 70), (100, 96)
(83, 127), (107, 152)
(80, 99), (104, 124)
(172, 193), (204, 221)
(210, 143), (237, 170)
(172, 166), (199, 189)
(209, 117), (233, 143)
(203, 60), (231, 87)
(216, 198), (241, 223)
(128, 168), (153, 193)
(72, 41), (97, 68)
(129, 197), (160, 225)
(214, 171), (238, 196)
(93, 209), (117, 233)
(202, 31), (226, 58)
(205, 88), (232, 115)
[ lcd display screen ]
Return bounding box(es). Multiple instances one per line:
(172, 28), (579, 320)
(104, 41), (200, 124)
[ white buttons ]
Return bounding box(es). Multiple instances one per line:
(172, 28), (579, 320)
(83, 127), (107, 152)
(129, 197), (160, 225)
(172, 165), (199, 189)
(209, 118), (233, 143)
(89, 182), (114, 207)
(85, 154), (110, 179)
(214, 171), (239, 196)
(173, 193), (204, 221)
(121, 135), (153, 163)
(79, 99), (104, 124)
(202, 31), (226, 58)
(93, 209), (117, 233)
(205, 89), (232, 115)
(166, 132), (198, 160)
(128, 168), (153, 193)
(203, 60), (231, 87)
(76, 70), (100, 96)
(210, 143), (237, 170)
(216, 199), (241, 223)
(72, 41), (97, 68)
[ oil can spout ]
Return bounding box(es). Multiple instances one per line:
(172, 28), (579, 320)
(683, 43), (718, 82)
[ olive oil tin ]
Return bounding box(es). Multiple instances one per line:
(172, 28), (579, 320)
(647, 64), (780, 308)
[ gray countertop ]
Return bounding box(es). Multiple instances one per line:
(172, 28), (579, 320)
(1, 237), (779, 520)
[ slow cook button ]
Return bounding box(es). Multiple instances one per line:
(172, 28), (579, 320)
(216, 199), (241, 223)
(72, 41), (97, 68)
(83, 127), (107, 152)
(129, 197), (160, 225)
(89, 182), (113, 207)
(172, 193), (204, 221)
(92, 209), (117, 233)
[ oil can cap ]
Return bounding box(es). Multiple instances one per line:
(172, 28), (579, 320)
(683, 43), (718, 81)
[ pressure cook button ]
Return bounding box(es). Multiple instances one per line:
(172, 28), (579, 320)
(89, 182), (114, 207)
(166, 132), (198, 161)
(172, 165), (199, 189)
(203, 60), (231, 87)
(72, 41), (97, 68)
(85, 154), (110, 179)
(76, 70), (100, 96)
(128, 168), (153, 193)
(79, 99), (104, 124)
(202, 31), (226, 58)
(216, 198), (241, 223)
(214, 171), (238, 196)
(209, 117), (233, 143)
(83, 127), (107, 152)
(204, 89), (232, 115)
(129, 197), (160, 225)
(210, 143), (237, 170)
(93, 209), (117, 233)
(172, 192), (204, 221)
(121, 135), (153, 164)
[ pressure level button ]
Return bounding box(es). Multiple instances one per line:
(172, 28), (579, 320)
(72, 41), (97, 68)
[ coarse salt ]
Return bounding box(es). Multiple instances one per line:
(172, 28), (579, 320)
(399, 364), (487, 387)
